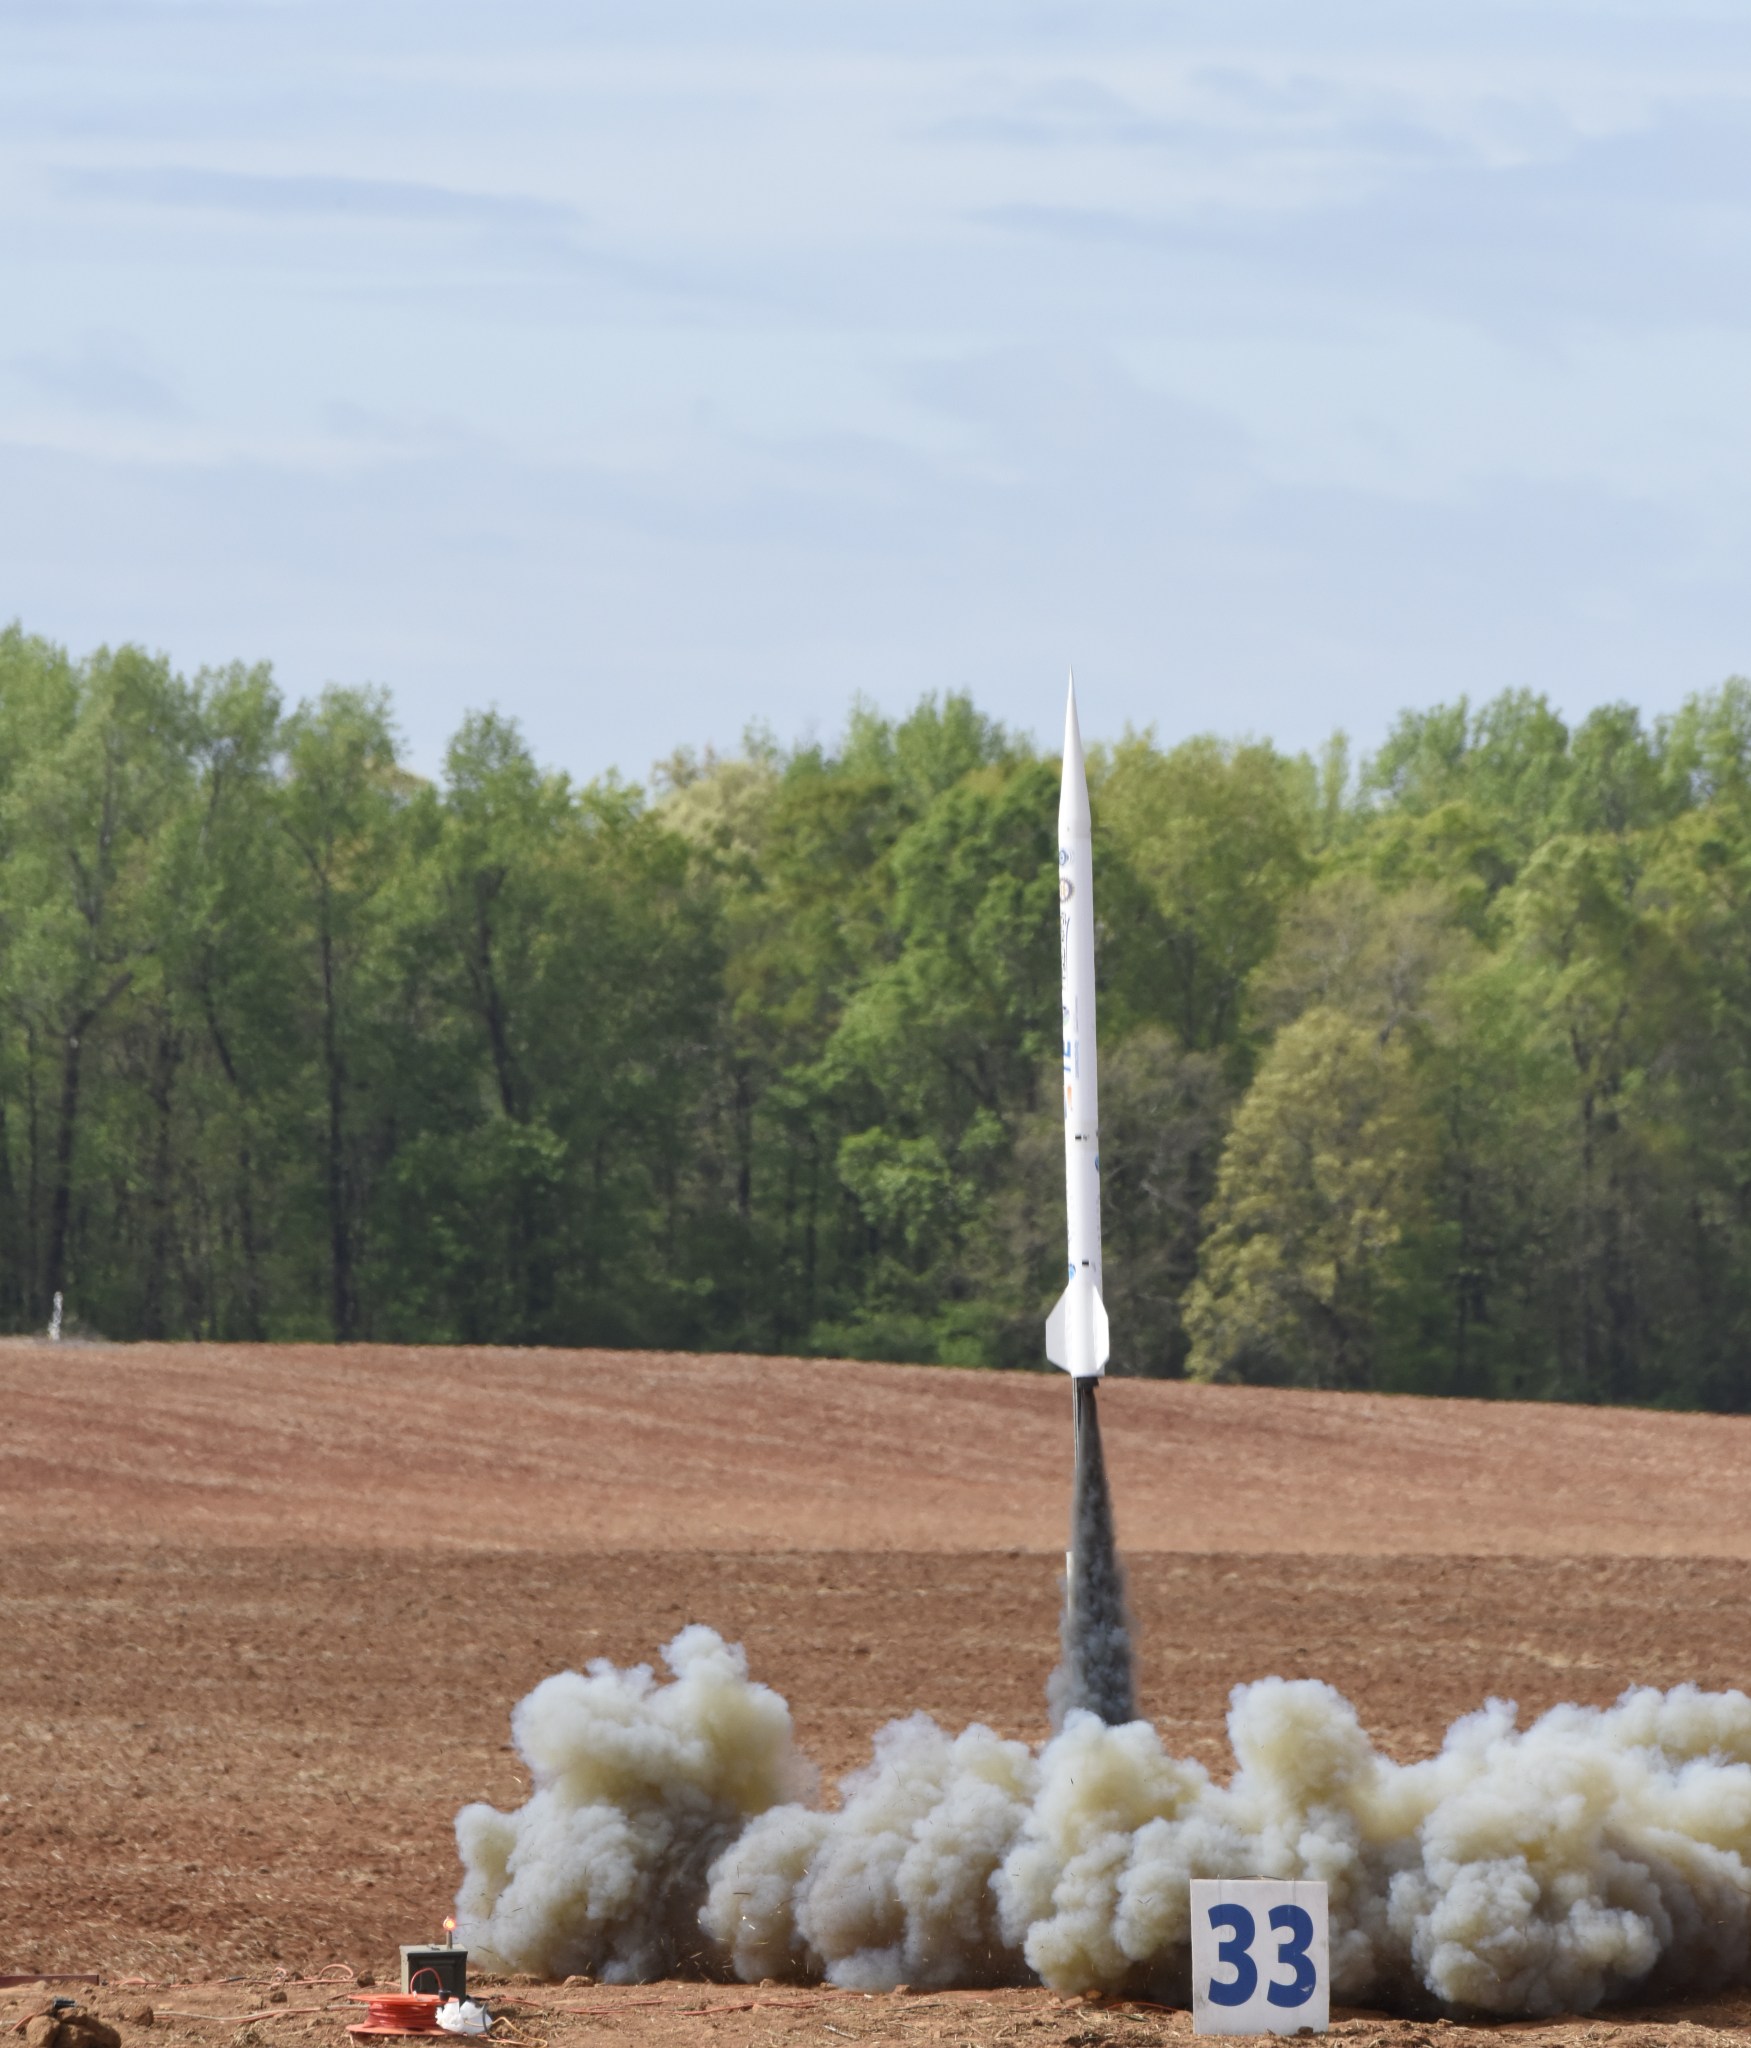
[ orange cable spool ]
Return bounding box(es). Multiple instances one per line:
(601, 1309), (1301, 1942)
(347, 1992), (442, 2038)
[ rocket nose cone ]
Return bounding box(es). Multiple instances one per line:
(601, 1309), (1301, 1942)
(1061, 672), (1090, 824)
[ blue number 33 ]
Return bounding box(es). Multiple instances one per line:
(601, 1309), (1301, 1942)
(1206, 1902), (1317, 2010)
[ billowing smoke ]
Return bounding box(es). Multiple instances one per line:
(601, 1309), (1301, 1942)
(453, 1625), (814, 1981)
(1049, 1380), (1135, 1729)
(457, 1628), (1751, 2018)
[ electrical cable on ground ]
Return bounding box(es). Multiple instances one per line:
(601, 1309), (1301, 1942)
(348, 1993), (443, 2039)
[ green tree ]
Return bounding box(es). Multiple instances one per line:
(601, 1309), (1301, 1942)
(379, 731), (723, 1350)
(1185, 1006), (1431, 1389)
(0, 640), (194, 1319)
(1098, 734), (1313, 1056)
(277, 688), (408, 1340)
(1364, 691), (1573, 856)
(164, 661), (297, 1337)
(1497, 833), (1695, 1402)
(812, 757), (1058, 1359)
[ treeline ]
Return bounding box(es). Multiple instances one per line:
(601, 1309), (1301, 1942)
(6, 623), (1751, 1406)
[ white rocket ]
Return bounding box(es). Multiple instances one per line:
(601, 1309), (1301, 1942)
(1046, 675), (1110, 1380)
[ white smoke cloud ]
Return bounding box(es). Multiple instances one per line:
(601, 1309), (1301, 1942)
(456, 1627), (1751, 2017)
(453, 1625), (815, 1981)
(713, 1714), (1039, 1990)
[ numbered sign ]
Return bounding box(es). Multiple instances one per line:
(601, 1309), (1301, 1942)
(1190, 1879), (1329, 2036)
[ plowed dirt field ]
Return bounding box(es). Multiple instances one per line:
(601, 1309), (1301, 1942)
(3, 1340), (1748, 2048)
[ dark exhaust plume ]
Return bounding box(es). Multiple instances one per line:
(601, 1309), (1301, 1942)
(1048, 1377), (1135, 1728)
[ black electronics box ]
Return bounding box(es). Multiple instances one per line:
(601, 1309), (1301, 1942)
(399, 1947), (468, 1998)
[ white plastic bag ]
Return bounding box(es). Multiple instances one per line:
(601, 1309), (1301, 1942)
(436, 1999), (490, 2036)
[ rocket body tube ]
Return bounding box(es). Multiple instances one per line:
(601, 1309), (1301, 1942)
(1045, 678), (1110, 1379)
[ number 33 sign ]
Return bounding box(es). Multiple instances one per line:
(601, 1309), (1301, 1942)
(1190, 1880), (1329, 2035)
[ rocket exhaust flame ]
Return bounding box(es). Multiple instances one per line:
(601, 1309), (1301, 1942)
(1050, 1378), (1135, 1729)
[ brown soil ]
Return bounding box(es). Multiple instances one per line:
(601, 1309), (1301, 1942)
(3, 1340), (1747, 1557)
(3, 1340), (1748, 2048)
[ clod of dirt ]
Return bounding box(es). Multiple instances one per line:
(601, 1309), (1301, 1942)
(123, 2010), (154, 2028)
(267, 1992), (287, 2006)
(58, 2020), (121, 2048)
(354, 1977), (375, 1990)
(22, 2018), (61, 2048)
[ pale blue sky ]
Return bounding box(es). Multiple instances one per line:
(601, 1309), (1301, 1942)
(3, 1), (1749, 780)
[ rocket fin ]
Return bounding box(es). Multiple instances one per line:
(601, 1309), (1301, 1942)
(1046, 1286), (1069, 1370)
(1045, 1277), (1111, 1375)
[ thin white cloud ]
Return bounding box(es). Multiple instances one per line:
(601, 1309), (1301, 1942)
(11, 329), (187, 420)
(56, 163), (582, 231)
